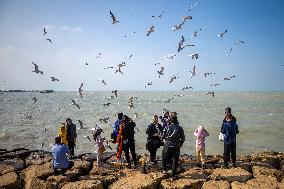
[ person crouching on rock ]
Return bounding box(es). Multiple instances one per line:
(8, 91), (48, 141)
(146, 115), (163, 164)
(51, 136), (74, 175)
(193, 125), (209, 168)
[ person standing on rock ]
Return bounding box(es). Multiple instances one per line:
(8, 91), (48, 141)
(146, 115), (163, 163)
(65, 118), (77, 158)
(193, 125), (209, 168)
(221, 107), (239, 168)
(162, 112), (185, 176)
(112, 112), (123, 143)
(51, 136), (74, 175)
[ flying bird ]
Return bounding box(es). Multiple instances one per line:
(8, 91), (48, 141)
(96, 53), (102, 59)
(46, 38), (52, 44)
(71, 99), (80, 109)
(165, 97), (174, 103)
(205, 91), (215, 97)
(145, 82), (153, 88)
(103, 102), (111, 107)
(84, 135), (91, 141)
(170, 75), (179, 83)
(182, 86), (193, 90)
(110, 11), (119, 24)
(128, 98), (135, 108)
(234, 40), (245, 45)
(211, 83), (220, 87)
(115, 62), (126, 74)
(99, 117), (110, 124)
(147, 26), (155, 36)
(178, 36), (185, 52)
(43, 27), (47, 35)
(78, 83), (83, 98)
(32, 62), (43, 75)
(98, 78), (107, 86)
(172, 23), (183, 31)
(190, 53), (199, 59)
(112, 90), (118, 97)
(157, 67), (165, 78)
(189, 65), (196, 78)
(204, 72), (215, 77)
(31, 96), (38, 103)
(218, 29), (228, 37)
(152, 10), (164, 18)
(50, 77), (59, 82)
(78, 120), (86, 130)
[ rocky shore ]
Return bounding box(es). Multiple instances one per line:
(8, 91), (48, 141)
(0, 148), (284, 189)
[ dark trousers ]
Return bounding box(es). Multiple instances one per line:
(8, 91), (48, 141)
(162, 146), (180, 176)
(147, 142), (159, 162)
(53, 161), (74, 175)
(122, 141), (137, 166)
(68, 141), (75, 156)
(223, 142), (236, 166)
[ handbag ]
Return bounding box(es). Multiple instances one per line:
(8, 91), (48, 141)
(219, 132), (224, 141)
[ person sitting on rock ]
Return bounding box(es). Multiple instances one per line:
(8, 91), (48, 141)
(193, 125), (209, 168)
(51, 136), (74, 175)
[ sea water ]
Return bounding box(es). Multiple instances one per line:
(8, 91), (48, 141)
(0, 91), (283, 155)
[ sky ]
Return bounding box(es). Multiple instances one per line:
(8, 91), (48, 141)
(0, 0), (284, 91)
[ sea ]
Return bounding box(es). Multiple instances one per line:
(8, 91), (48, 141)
(0, 91), (283, 156)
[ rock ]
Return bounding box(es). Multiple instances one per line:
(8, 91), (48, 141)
(0, 164), (15, 176)
(236, 155), (251, 162)
(25, 177), (57, 189)
(79, 175), (117, 189)
(71, 160), (91, 174)
(0, 148), (31, 160)
(89, 164), (118, 176)
(0, 171), (21, 189)
(279, 178), (284, 189)
(202, 180), (230, 189)
(61, 180), (103, 189)
(250, 161), (273, 169)
(47, 175), (70, 188)
(231, 175), (279, 189)
(22, 162), (54, 181)
(235, 161), (252, 173)
(209, 167), (252, 183)
(160, 168), (208, 189)
(251, 152), (281, 169)
(3, 158), (25, 171)
(25, 151), (52, 167)
(110, 172), (168, 189)
(252, 165), (283, 182)
(205, 155), (221, 164)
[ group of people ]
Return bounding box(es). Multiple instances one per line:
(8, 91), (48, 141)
(51, 107), (239, 177)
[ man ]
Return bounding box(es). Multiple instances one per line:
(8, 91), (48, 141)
(51, 136), (74, 175)
(162, 112), (185, 176)
(221, 107), (239, 168)
(66, 118), (77, 157)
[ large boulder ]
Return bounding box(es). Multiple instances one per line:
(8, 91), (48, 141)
(24, 177), (57, 189)
(0, 164), (15, 176)
(0, 171), (21, 189)
(71, 160), (91, 174)
(231, 175), (279, 189)
(251, 152), (281, 169)
(22, 162), (54, 180)
(0, 148), (31, 160)
(252, 165), (283, 182)
(61, 180), (103, 189)
(209, 167), (252, 183)
(160, 168), (208, 189)
(79, 174), (117, 189)
(3, 158), (25, 171)
(47, 175), (70, 188)
(201, 180), (230, 189)
(110, 172), (168, 189)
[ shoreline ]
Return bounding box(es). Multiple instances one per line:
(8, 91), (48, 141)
(0, 148), (283, 188)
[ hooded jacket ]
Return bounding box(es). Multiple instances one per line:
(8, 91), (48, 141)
(193, 126), (209, 150)
(163, 123), (185, 148)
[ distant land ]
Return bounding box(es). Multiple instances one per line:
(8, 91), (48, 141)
(0, 89), (55, 93)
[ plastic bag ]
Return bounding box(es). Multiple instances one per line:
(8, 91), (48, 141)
(219, 132), (224, 141)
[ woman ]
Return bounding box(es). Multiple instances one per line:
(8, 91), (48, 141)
(221, 107), (239, 168)
(146, 115), (163, 163)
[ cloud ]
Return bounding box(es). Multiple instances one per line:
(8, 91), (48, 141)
(61, 25), (83, 32)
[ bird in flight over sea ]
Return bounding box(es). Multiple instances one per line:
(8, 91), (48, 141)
(189, 65), (196, 78)
(32, 62), (43, 75)
(98, 78), (107, 86)
(96, 53), (102, 59)
(43, 27), (47, 35)
(204, 72), (215, 77)
(112, 90), (118, 97)
(77, 120), (86, 130)
(221, 75), (235, 80)
(103, 102), (111, 107)
(71, 99), (80, 109)
(78, 83), (83, 98)
(157, 67), (165, 78)
(182, 86), (193, 90)
(115, 62), (126, 74)
(211, 83), (220, 87)
(205, 91), (215, 97)
(165, 97), (174, 103)
(50, 77), (59, 82)
(110, 11), (119, 24)
(147, 26), (155, 36)
(190, 53), (199, 59)
(128, 98), (135, 108)
(152, 10), (164, 18)
(218, 29), (228, 37)
(170, 75), (179, 83)
(46, 38), (52, 44)
(84, 135), (91, 141)
(145, 82), (153, 88)
(99, 117), (110, 124)
(31, 96), (38, 103)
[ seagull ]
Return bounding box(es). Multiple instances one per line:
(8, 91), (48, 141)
(165, 97), (174, 103)
(234, 40), (245, 45)
(147, 26), (155, 36)
(104, 66), (114, 69)
(128, 99), (135, 108)
(218, 29), (228, 37)
(170, 75), (179, 83)
(152, 10), (164, 18)
(110, 11), (119, 24)
(99, 117), (109, 124)
(85, 62), (88, 66)
(129, 54), (133, 59)
(98, 78), (107, 86)
(96, 53), (102, 59)
(112, 90), (118, 97)
(174, 94), (184, 97)
(182, 86), (193, 90)
(145, 82), (153, 88)
(46, 38), (52, 44)
(182, 15), (192, 24)
(129, 96), (139, 100)
(84, 135), (91, 141)
(50, 77), (59, 82)
(211, 83), (220, 87)
(78, 120), (86, 130)
(190, 53), (198, 59)
(205, 91), (215, 97)
(115, 62), (126, 74)
(32, 62), (43, 75)
(108, 96), (115, 100)
(71, 99), (80, 109)
(178, 36), (185, 52)
(133, 113), (139, 119)
(43, 27), (47, 35)
(222, 76), (235, 80)
(103, 102), (111, 107)
(26, 115), (32, 119)
(204, 72), (215, 77)
(172, 23), (183, 31)
(31, 96), (38, 103)
(78, 83), (83, 98)
(189, 65), (196, 78)
(157, 66), (165, 78)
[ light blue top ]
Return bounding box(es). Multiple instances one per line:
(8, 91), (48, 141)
(51, 143), (70, 169)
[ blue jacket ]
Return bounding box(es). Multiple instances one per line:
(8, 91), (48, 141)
(221, 120), (239, 144)
(113, 119), (123, 136)
(52, 143), (70, 169)
(163, 123), (185, 148)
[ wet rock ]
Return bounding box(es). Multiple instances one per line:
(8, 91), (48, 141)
(235, 161), (252, 173)
(160, 168), (208, 189)
(201, 180), (230, 189)
(0, 149), (8, 155)
(2, 158), (25, 172)
(250, 161), (273, 169)
(0, 148), (31, 160)
(61, 180), (103, 189)
(231, 175), (279, 189)
(236, 155), (251, 162)
(110, 171), (168, 189)
(0, 171), (21, 189)
(205, 155), (221, 164)
(25, 177), (57, 189)
(252, 165), (283, 182)
(251, 151), (281, 169)
(0, 164), (15, 175)
(209, 167), (252, 183)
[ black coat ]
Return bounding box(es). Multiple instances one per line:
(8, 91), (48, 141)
(146, 123), (163, 149)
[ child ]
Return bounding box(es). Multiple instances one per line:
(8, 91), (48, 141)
(193, 125), (209, 168)
(58, 123), (68, 145)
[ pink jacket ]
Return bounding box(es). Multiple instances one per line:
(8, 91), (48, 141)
(193, 126), (209, 150)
